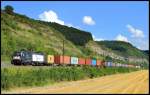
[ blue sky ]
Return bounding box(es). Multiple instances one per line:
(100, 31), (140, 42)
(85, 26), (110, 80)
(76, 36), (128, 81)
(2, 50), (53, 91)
(1, 1), (149, 50)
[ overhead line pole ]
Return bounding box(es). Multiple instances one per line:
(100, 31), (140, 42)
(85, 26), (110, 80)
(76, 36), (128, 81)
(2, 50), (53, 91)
(62, 40), (64, 65)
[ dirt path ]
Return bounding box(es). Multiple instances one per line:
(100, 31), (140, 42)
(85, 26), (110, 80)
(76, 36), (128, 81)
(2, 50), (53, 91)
(2, 70), (149, 94)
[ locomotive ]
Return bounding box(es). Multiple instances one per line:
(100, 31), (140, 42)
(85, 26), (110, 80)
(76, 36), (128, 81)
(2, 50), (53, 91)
(11, 50), (45, 65)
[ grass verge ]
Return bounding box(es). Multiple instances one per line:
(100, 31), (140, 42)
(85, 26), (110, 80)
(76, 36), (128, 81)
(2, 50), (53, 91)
(1, 66), (139, 90)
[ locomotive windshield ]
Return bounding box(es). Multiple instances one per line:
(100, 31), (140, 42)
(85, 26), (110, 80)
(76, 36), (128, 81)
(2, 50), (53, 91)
(13, 52), (21, 56)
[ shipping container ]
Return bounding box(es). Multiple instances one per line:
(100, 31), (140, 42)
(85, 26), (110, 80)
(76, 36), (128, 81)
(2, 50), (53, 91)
(126, 64), (129, 67)
(104, 62), (107, 66)
(101, 61), (105, 66)
(112, 63), (116, 67)
(121, 64), (123, 67)
(124, 64), (126, 67)
(131, 65), (134, 68)
(96, 60), (102, 66)
(85, 58), (92, 65)
(71, 57), (78, 65)
(54, 55), (70, 64)
(32, 53), (44, 62)
(78, 58), (85, 65)
(119, 63), (121, 67)
(116, 63), (118, 67)
(129, 65), (131, 67)
(92, 59), (96, 66)
(64, 56), (70, 64)
(136, 66), (140, 68)
(47, 55), (54, 64)
(106, 62), (112, 67)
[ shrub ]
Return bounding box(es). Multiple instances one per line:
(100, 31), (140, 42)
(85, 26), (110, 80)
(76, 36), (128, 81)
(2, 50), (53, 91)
(4, 5), (14, 15)
(1, 66), (138, 90)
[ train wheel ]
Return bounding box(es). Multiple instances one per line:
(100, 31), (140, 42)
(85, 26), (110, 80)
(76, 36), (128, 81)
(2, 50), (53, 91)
(32, 62), (35, 66)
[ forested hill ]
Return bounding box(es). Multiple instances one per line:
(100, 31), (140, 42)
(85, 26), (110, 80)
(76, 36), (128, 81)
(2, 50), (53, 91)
(39, 22), (93, 46)
(96, 41), (148, 58)
(142, 50), (149, 55)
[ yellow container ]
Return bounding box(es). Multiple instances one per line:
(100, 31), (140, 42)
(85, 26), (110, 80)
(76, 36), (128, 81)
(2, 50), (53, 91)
(47, 55), (54, 64)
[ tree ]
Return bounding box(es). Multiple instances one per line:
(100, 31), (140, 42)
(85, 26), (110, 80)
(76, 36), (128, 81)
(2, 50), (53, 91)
(105, 55), (112, 61)
(4, 5), (14, 15)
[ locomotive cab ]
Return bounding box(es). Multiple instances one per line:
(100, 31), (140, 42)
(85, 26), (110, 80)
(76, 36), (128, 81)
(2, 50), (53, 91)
(11, 52), (22, 65)
(11, 50), (32, 65)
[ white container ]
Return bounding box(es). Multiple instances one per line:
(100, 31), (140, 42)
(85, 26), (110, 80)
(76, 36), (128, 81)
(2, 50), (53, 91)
(32, 54), (44, 62)
(71, 57), (78, 64)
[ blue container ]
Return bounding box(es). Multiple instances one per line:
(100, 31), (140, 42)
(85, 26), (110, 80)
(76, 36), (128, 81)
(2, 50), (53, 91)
(106, 62), (109, 67)
(107, 62), (109, 67)
(71, 57), (78, 64)
(92, 59), (96, 65)
(107, 62), (112, 67)
(110, 62), (112, 66)
(110, 62), (112, 67)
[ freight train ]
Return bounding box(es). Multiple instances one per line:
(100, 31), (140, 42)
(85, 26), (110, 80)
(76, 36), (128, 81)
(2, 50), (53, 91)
(11, 50), (140, 68)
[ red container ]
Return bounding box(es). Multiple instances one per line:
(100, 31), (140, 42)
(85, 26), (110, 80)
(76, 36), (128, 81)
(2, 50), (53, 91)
(101, 61), (105, 66)
(54, 55), (70, 64)
(78, 58), (85, 65)
(85, 58), (92, 65)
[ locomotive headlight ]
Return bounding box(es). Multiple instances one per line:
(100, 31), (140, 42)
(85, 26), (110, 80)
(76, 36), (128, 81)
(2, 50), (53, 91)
(13, 56), (20, 60)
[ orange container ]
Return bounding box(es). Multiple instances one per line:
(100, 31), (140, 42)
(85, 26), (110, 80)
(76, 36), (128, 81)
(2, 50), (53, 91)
(96, 60), (102, 66)
(85, 58), (91, 65)
(54, 55), (70, 64)
(78, 58), (85, 65)
(63, 56), (70, 64)
(128, 64), (133, 68)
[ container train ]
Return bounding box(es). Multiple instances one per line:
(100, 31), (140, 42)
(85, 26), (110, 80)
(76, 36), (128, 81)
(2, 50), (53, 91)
(11, 50), (140, 68)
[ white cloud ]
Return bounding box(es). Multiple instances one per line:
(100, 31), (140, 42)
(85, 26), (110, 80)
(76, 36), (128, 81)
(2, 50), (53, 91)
(115, 34), (128, 42)
(66, 23), (82, 30)
(66, 23), (73, 27)
(131, 38), (149, 50)
(92, 35), (104, 41)
(83, 16), (95, 25)
(126, 24), (144, 38)
(39, 10), (64, 25)
(39, 10), (82, 30)
(74, 26), (82, 30)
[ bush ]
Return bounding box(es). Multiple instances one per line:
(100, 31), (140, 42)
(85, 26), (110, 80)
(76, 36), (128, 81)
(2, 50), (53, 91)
(4, 5), (14, 15)
(1, 66), (139, 90)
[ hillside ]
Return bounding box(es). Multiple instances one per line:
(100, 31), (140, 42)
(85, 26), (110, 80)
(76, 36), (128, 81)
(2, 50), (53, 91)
(1, 10), (149, 67)
(39, 21), (93, 46)
(1, 11), (87, 61)
(96, 41), (147, 58)
(142, 50), (149, 55)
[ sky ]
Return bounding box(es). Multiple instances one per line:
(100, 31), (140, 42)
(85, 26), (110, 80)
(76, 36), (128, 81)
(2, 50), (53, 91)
(1, 1), (149, 50)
